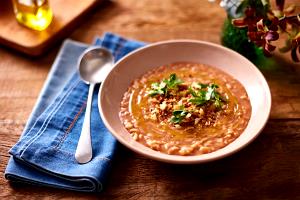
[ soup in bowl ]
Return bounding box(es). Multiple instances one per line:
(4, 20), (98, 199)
(98, 40), (271, 164)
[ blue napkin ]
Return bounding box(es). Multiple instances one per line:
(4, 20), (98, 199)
(5, 33), (145, 192)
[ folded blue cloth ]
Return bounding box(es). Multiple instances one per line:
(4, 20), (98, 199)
(5, 33), (145, 192)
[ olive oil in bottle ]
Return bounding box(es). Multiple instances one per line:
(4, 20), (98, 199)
(12, 0), (53, 31)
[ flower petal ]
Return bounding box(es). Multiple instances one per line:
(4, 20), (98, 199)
(265, 31), (279, 41)
(265, 43), (276, 52)
(232, 18), (247, 27)
(263, 43), (276, 57)
(263, 48), (272, 57)
(254, 40), (265, 47)
(285, 15), (300, 26)
(256, 19), (264, 31)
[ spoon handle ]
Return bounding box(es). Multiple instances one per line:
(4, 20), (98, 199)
(75, 83), (95, 164)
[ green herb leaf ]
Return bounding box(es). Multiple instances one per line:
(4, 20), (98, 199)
(188, 98), (207, 106)
(170, 109), (189, 124)
(148, 73), (183, 97)
(164, 73), (183, 89)
(148, 82), (166, 97)
(188, 83), (224, 109)
(198, 83), (209, 89)
(188, 86), (198, 97)
(205, 84), (219, 100)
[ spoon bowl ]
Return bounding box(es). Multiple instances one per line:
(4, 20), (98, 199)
(75, 47), (114, 164)
(78, 47), (114, 84)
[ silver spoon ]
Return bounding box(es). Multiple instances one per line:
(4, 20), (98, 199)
(75, 47), (114, 164)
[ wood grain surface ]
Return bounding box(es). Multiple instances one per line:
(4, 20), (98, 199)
(0, 0), (101, 56)
(0, 0), (299, 199)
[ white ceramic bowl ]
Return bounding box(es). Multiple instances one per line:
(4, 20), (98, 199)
(98, 40), (271, 164)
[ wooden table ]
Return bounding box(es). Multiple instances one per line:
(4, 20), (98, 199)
(1, 0), (299, 199)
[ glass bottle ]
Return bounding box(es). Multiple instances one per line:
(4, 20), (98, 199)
(12, 0), (53, 31)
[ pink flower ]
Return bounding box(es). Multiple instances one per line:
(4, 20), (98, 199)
(231, 2), (300, 62)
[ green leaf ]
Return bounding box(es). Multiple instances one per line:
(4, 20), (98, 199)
(189, 98), (207, 106)
(172, 110), (184, 115)
(148, 82), (166, 97)
(205, 84), (219, 100)
(198, 83), (209, 89)
(188, 83), (224, 109)
(148, 74), (183, 97)
(164, 73), (183, 89)
(188, 87), (198, 97)
(170, 117), (181, 124)
(148, 89), (164, 97)
(170, 109), (189, 124)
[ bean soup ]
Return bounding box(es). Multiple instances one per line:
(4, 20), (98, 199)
(119, 62), (251, 156)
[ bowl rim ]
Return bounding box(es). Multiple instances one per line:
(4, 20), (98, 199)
(98, 39), (272, 164)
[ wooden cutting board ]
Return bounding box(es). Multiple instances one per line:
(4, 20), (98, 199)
(0, 0), (101, 56)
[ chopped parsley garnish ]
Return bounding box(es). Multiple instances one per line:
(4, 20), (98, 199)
(189, 83), (224, 109)
(197, 83), (209, 89)
(170, 109), (190, 124)
(148, 73), (226, 125)
(148, 74), (183, 97)
(165, 73), (183, 90)
(148, 82), (167, 96)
